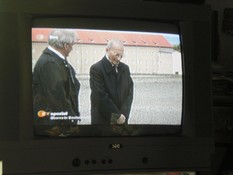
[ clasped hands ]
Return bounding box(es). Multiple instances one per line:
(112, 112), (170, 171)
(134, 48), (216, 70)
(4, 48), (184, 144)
(116, 114), (126, 124)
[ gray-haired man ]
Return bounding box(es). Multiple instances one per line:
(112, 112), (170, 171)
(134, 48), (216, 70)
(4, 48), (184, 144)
(33, 29), (81, 130)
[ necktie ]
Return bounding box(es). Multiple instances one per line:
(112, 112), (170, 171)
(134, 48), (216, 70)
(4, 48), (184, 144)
(64, 58), (75, 84)
(112, 65), (118, 78)
(115, 65), (118, 74)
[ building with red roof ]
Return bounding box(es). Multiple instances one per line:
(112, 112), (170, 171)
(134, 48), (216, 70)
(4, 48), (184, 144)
(32, 28), (172, 48)
(32, 28), (181, 75)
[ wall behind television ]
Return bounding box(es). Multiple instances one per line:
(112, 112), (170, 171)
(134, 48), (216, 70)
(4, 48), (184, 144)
(205, 0), (233, 71)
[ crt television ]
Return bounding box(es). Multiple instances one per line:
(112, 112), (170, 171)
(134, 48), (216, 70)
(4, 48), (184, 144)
(0, 0), (214, 174)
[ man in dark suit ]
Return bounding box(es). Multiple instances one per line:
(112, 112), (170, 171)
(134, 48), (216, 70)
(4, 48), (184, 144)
(33, 29), (81, 128)
(90, 39), (134, 124)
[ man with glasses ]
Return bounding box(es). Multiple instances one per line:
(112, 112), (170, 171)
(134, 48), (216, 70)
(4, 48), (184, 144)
(90, 38), (134, 125)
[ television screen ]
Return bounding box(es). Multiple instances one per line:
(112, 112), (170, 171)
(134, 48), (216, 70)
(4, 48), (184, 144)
(32, 27), (182, 137)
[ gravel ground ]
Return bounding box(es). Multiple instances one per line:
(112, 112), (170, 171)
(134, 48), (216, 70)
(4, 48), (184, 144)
(77, 75), (182, 125)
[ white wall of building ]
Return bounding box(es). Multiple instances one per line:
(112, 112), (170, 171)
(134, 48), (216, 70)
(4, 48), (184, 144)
(32, 43), (182, 75)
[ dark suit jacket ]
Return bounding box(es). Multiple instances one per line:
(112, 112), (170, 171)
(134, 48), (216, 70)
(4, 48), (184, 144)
(90, 56), (133, 124)
(33, 48), (80, 125)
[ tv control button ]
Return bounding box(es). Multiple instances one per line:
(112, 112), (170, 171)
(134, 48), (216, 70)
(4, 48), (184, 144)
(108, 159), (113, 164)
(72, 158), (81, 167)
(92, 159), (97, 164)
(142, 157), (149, 164)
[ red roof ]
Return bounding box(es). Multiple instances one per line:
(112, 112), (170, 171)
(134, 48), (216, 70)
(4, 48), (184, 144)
(32, 28), (172, 48)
